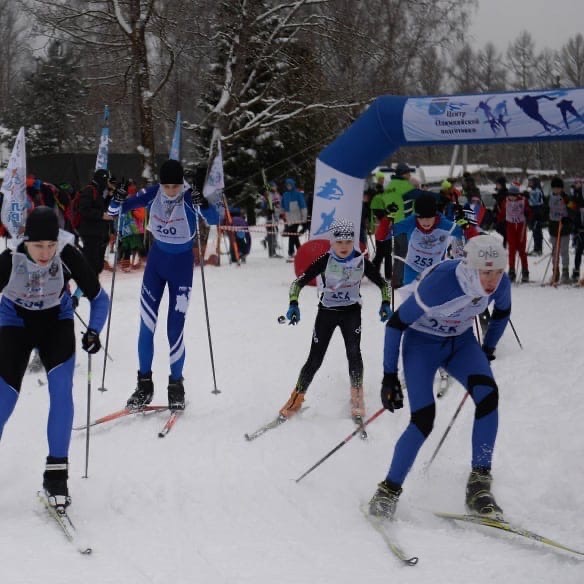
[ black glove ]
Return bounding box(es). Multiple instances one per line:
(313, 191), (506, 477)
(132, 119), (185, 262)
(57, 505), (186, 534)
(192, 190), (209, 209)
(82, 329), (101, 354)
(482, 345), (496, 361)
(380, 373), (404, 412)
(113, 187), (128, 203)
(71, 294), (79, 310)
(386, 202), (399, 214)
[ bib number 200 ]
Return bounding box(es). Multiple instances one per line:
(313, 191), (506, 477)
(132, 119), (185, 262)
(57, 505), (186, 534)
(156, 225), (177, 236)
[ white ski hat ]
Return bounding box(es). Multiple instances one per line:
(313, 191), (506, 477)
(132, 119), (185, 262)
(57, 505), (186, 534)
(462, 235), (506, 270)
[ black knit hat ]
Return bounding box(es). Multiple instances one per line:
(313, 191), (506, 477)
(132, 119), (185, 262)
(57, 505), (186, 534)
(414, 194), (437, 218)
(24, 207), (59, 242)
(159, 159), (184, 185)
(550, 176), (564, 188)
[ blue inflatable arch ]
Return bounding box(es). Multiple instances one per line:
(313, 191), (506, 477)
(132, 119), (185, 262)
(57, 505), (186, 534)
(310, 88), (584, 238)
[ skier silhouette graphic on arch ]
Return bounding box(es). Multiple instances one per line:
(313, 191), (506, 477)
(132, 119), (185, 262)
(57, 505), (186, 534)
(514, 94), (561, 132)
(556, 99), (584, 129)
(475, 99), (496, 122)
(314, 208), (336, 235)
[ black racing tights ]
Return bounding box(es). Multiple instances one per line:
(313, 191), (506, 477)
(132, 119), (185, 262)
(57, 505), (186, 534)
(296, 306), (363, 393)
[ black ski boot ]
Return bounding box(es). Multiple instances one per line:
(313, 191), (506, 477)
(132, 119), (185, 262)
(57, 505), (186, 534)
(507, 268), (516, 282)
(368, 480), (402, 519)
(465, 468), (503, 518)
(43, 456), (71, 512)
(126, 371), (154, 409)
(572, 269), (580, 282)
(168, 377), (185, 411)
(561, 268), (571, 285)
(521, 269), (529, 283)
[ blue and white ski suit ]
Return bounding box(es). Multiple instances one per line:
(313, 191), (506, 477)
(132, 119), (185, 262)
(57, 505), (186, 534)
(382, 259), (511, 485)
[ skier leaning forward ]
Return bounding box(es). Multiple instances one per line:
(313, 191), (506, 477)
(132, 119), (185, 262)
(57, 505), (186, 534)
(0, 207), (109, 510)
(368, 234), (511, 519)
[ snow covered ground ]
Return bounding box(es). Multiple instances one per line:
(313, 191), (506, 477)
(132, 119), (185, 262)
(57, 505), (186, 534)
(2, 232), (583, 584)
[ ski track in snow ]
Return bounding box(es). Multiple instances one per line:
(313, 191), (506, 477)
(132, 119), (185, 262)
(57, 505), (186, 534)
(2, 238), (583, 584)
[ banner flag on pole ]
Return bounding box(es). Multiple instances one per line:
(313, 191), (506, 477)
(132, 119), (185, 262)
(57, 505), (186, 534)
(169, 111), (182, 161)
(203, 142), (225, 205)
(0, 127), (28, 242)
(95, 105), (110, 171)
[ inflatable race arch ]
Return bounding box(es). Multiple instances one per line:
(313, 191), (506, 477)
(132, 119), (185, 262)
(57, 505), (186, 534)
(309, 87), (584, 241)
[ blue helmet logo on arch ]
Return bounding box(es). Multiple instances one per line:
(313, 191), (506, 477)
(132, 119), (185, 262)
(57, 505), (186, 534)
(316, 177), (344, 201)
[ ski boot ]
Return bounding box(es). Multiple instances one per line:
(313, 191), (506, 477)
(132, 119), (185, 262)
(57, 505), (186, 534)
(572, 269), (580, 282)
(507, 268), (516, 283)
(167, 377), (185, 411)
(368, 480), (402, 519)
(561, 268), (571, 285)
(465, 468), (503, 518)
(43, 456), (71, 513)
(521, 269), (529, 283)
(279, 388), (305, 419)
(126, 371), (154, 409)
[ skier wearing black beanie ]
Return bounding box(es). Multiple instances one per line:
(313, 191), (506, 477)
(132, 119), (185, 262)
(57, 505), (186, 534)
(0, 205), (109, 511)
(107, 160), (219, 411)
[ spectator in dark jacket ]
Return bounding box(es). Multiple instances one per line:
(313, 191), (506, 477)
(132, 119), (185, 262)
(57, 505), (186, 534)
(78, 169), (115, 275)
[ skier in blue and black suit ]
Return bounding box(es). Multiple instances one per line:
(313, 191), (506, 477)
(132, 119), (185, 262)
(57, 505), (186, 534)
(0, 207), (109, 510)
(368, 234), (511, 520)
(109, 160), (219, 411)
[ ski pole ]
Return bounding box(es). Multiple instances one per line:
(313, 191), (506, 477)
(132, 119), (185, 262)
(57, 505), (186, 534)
(295, 408), (385, 484)
(83, 353), (92, 479)
(426, 316), (482, 472)
(98, 223), (122, 392)
(424, 392), (470, 473)
(74, 310), (113, 362)
(195, 206), (221, 394)
(508, 318), (523, 350)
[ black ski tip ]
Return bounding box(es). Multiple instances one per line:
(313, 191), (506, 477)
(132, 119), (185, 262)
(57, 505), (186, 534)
(79, 547), (93, 555)
(404, 556), (419, 566)
(158, 432), (166, 438)
(244, 433), (251, 441)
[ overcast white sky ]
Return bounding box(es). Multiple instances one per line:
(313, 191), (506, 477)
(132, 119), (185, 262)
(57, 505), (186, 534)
(469, 0), (582, 51)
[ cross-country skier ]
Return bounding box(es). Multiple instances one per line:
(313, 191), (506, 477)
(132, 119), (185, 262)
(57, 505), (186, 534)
(279, 219), (391, 426)
(108, 160), (219, 411)
(368, 234), (511, 520)
(0, 207), (109, 510)
(391, 194), (465, 290)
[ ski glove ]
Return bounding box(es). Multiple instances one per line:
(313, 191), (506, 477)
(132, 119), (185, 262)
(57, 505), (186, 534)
(82, 329), (102, 354)
(192, 191), (209, 209)
(286, 302), (300, 325)
(113, 187), (128, 203)
(386, 202), (399, 219)
(482, 345), (496, 361)
(380, 373), (404, 412)
(379, 302), (393, 322)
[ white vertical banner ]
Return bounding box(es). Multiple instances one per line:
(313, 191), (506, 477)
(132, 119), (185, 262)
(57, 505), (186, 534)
(169, 111), (182, 161)
(203, 142), (225, 205)
(95, 105), (110, 171)
(310, 158), (364, 240)
(1, 127), (28, 242)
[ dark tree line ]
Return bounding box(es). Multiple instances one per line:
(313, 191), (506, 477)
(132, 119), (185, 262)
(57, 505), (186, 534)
(1, 1), (584, 196)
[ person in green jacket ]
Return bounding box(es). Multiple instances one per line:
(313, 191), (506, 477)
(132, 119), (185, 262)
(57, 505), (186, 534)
(370, 163), (416, 282)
